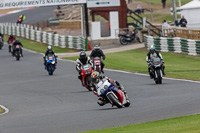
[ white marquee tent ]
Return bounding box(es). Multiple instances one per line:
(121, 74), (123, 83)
(180, 0), (200, 28)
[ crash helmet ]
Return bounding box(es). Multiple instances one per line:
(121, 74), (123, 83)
(80, 51), (86, 59)
(149, 45), (155, 53)
(91, 71), (100, 84)
(10, 34), (13, 38)
(94, 45), (100, 50)
(15, 40), (20, 44)
(48, 45), (52, 50)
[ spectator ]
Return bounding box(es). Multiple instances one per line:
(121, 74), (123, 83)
(162, 0), (166, 8)
(179, 16), (187, 27)
(162, 20), (170, 36)
(135, 5), (143, 14)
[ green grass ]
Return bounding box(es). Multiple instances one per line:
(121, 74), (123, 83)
(64, 48), (200, 81)
(83, 113), (200, 133)
(4, 35), (77, 53)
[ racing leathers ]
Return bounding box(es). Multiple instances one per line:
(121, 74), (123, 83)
(146, 50), (165, 77)
(43, 49), (57, 69)
(76, 56), (93, 81)
(12, 40), (23, 57)
(90, 48), (105, 73)
(93, 76), (129, 106)
(7, 36), (16, 52)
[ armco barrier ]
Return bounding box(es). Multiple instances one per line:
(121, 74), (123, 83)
(144, 34), (200, 56)
(0, 23), (87, 51)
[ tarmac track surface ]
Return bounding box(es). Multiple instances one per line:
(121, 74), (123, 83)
(0, 45), (200, 133)
(0, 6), (56, 24)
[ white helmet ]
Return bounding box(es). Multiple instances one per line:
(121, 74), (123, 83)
(48, 45), (52, 50)
(94, 45), (100, 50)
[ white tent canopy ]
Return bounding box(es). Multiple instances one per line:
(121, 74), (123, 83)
(180, 0), (200, 10)
(180, 0), (200, 28)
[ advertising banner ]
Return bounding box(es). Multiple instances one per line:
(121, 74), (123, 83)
(0, 0), (86, 9)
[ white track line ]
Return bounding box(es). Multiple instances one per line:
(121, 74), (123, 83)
(0, 105), (9, 116)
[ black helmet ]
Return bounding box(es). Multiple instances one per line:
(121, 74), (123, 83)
(10, 34), (13, 38)
(80, 51), (86, 59)
(15, 40), (20, 44)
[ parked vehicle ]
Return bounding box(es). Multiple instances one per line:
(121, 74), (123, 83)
(80, 64), (93, 91)
(149, 57), (163, 84)
(119, 29), (141, 45)
(96, 79), (130, 108)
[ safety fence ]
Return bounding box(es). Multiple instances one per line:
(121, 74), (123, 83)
(162, 27), (200, 40)
(144, 34), (200, 55)
(0, 23), (87, 50)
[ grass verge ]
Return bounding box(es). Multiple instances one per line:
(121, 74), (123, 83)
(4, 35), (78, 53)
(83, 113), (200, 133)
(64, 48), (200, 81)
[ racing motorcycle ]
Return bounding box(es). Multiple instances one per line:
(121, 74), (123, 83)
(17, 17), (23, 24)
(13, 45), (22, 61)
(95, 79), (130, 108)
(149, 57), (163, 84)
(0, 36), (4, 50)
(92, 57), (101, 73)
(45, 55), (56, 75)
(80, 64), (93, 91)
(119, 29), (141, 45)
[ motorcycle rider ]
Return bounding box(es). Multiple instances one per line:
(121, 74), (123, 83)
(7, 34), (16, 52)
(43, 45), (57, 69)
(146, 45), (165, 78)
(76, 51), (93, 83)
(90, 45), (105, 73)
(12, 40), (23, 57)
(91, 71), (129, 106)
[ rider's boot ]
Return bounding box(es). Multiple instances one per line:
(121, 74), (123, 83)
(97, 98), (107, 106)
(44, 63), (47, 70)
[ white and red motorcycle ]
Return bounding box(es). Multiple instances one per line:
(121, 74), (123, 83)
(94, 78), (130, 108)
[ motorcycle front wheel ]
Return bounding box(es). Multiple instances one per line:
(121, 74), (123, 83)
(120, 37), (128, 45)
(107, 93), (122, 108)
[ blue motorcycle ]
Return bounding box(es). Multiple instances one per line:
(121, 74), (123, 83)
(45, 55), (56, 75)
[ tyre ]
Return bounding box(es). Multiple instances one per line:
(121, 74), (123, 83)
(15, 51), (20, 61)
(120, 37), (128, 45)
(124, 100), (130, 107)
(156, 69), (162, 84)
(107, 93), (122, 108)
(96, 67), (101, 73)
(48, 65), (54, 75)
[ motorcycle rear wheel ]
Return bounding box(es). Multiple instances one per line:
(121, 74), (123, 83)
(120, 37), (128, 45)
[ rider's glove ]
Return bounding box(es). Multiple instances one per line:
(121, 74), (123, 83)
(102, 56), (105, 60)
